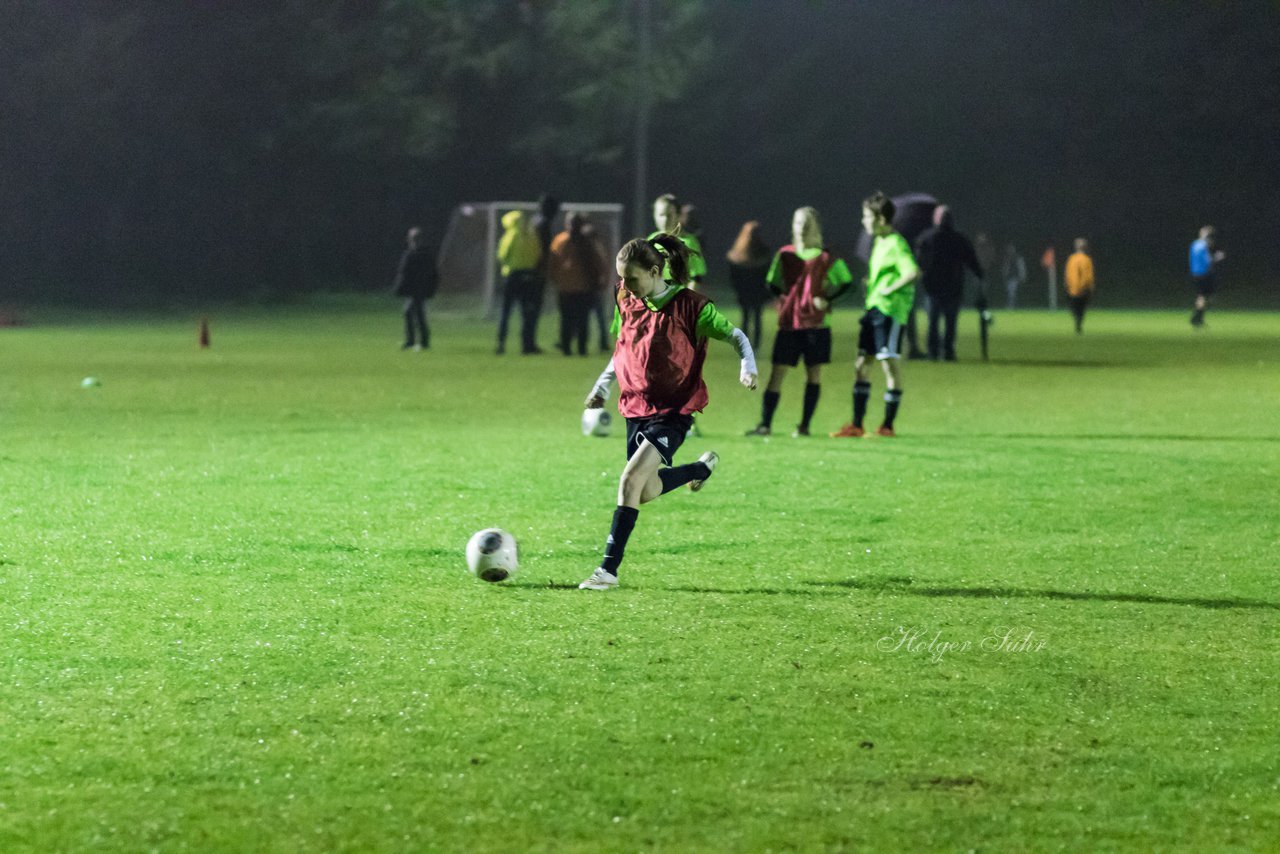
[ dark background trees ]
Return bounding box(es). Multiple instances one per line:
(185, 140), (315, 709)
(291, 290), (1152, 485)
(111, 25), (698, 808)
(2, 1), (1277, 307)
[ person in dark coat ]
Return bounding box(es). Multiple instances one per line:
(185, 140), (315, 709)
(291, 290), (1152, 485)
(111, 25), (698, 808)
(913, 206), (984, 361)
(393, 226), (439, 350)
(529, 193), (562, 351)
(726, 221), (771, 347)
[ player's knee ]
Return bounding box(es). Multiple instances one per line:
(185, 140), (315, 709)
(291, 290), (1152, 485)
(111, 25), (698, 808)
(618, 466), (647, 500)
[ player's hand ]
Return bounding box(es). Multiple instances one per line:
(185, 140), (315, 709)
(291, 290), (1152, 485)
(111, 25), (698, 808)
(812, 296), (829, 312)
(740, 371), (758, 391)
(584, 393), (605, 409)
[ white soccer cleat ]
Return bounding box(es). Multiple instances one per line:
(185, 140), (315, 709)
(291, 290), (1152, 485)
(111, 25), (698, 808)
(689, 451), (719, 492)
(578, 567), (619, 590)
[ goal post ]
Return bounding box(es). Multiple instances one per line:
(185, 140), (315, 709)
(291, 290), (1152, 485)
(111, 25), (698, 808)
(437, 201), (626, 315)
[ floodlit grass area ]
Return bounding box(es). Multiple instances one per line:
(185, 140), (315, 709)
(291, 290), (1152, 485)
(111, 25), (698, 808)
(2, 297), (1278, 851)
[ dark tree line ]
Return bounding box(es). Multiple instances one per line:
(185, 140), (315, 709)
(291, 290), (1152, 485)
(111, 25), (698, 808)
(3, 1), (1277, 307)
(1, 1), (710, 305)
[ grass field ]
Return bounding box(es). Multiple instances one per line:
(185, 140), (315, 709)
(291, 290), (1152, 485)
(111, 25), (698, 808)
(2, 297), (1278, 852)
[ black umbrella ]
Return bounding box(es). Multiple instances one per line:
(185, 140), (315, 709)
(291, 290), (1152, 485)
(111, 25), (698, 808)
(853, 192), (939, 262)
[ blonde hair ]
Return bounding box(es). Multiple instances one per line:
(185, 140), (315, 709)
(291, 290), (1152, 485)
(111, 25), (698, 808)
(794, 206), (823, 246)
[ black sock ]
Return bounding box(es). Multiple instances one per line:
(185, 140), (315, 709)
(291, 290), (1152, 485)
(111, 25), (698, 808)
(853, 381), (871, 427)
(800, 383), (821, 429)
(883, 388), (903, 428)
(600, 506), (639, 575)
(658, 462), (711, 495)
(1191, 308), (1204, 325)
(761, 390), (780, 428)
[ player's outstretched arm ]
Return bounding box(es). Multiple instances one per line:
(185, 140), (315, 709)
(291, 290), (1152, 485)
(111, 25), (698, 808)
(730, 327), (759, 389)
(695, 302), (758, 390)
(585, 358), (616, 409)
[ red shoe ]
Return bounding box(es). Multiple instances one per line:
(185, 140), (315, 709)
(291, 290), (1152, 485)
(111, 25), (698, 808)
(875, 425), (896, 437)
(830, 423), (865, 438)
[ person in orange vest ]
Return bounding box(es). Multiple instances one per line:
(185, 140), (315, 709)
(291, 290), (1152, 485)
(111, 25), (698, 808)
(1064, 238), (1095, 334)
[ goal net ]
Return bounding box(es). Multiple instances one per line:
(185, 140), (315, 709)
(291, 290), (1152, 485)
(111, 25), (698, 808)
(437, 201), (626, 315)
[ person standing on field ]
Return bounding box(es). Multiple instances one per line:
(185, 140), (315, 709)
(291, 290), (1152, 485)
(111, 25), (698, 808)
(529, 193), (561, 349)
(580, 234), (757, 590)
(832, 192), (920, 438)
(650, 193), (707, 288)
(726, 220), (771, 347)
(1041, 243), (1058, 310)
(746, 207), (852, 437)
(913, 205), (984, 361)
(582, 221), (613, 353)
(1002, 243), (1027, 309)
(1189, 225), (1225, 328)
(549, 213), (610, 356)
(495, 210), (543, 354)
(392, 226), (438, 351)
(1064, 237), (1095, 334)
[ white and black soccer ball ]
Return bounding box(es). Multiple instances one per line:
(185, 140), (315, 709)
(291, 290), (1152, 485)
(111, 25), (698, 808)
(582, 408), (612, 437)
(465, 528), (519, 583)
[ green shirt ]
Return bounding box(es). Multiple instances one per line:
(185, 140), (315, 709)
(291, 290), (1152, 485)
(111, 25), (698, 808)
(765, 246), (854, 289)
(865, 232), (919, 324)
(648, 231), (707, 282)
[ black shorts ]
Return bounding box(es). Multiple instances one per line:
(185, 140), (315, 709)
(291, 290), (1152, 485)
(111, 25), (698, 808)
(771, 327), (832, 367)
(1193, 273), (1217, 297)
(625, 413), (693, 466)
(857, 309), (904, 360)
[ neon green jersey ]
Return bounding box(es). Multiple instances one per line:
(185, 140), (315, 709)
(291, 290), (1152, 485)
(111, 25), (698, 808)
(865, 232), (919, 324)
(648, 231), (707, 282)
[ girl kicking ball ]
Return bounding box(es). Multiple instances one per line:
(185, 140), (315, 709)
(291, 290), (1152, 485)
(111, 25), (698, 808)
(580, 234), (758, 590)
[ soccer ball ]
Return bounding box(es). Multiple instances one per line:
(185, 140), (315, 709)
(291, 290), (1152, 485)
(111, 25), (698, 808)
(582, 408), (612, 437)
(465, 528), (519, 582)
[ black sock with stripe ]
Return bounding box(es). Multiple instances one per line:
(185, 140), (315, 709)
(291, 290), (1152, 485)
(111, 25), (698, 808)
(883, 388), (903, 429)
(853, 381), (871, 428)
(658, 462), (711, 495)
(600, 506), (639, 575)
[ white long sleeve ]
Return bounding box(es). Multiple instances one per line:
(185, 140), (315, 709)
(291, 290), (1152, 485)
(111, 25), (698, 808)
(588, 357), (616, 402)
(728, 327), (758, 378)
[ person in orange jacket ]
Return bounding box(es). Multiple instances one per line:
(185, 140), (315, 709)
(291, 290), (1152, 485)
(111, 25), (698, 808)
(1064, 238), (1095, 334)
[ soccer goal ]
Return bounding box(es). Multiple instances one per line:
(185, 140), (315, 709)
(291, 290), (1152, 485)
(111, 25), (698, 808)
(437, 201), (626, 314)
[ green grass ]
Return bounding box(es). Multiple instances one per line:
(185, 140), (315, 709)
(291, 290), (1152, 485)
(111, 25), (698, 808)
(2, 298), (1278, 851)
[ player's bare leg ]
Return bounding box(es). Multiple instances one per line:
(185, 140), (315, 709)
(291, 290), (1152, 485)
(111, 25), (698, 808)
(619, 440), (665, 507)
(877, 357), (903, 436)
(583, 439), (714, 590)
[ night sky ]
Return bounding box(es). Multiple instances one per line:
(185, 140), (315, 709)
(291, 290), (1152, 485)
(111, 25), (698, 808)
(647, 1), (1280, 304)
(3, 1), (1277, 306)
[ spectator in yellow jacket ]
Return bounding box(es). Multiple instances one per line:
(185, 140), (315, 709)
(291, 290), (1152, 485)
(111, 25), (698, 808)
(1064, 238), (1095, 335)
(495, 210), (543, 354)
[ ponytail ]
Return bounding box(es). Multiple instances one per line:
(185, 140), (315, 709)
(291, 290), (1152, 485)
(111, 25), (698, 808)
(617, 232), (697, 286)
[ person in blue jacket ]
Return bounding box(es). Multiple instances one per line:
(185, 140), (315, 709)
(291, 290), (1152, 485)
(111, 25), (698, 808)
(1189, 225), (1225, 328)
